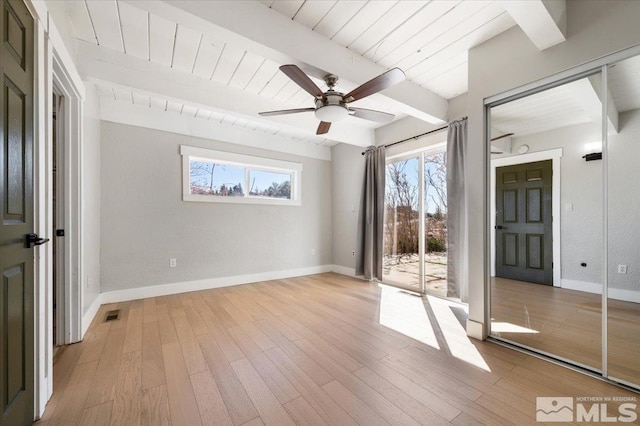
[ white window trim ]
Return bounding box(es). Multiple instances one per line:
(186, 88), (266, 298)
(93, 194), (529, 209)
(180, 145), (302, 206)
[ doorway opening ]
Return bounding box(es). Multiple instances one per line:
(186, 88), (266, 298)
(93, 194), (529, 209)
(495, 160), (553, 285)
(382, 145), (452, 299)
(52, 91), (65, 353)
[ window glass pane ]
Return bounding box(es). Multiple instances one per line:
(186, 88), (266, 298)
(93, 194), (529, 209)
(248, 169), (291, 199)
(383, 157), (420, 291)
(424, 152), (448, 298)
(189, 160), (245, 196)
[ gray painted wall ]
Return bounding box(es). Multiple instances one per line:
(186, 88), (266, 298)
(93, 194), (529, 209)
(608, 109), (640, 292)
(466, 0), (640, 334)
(82, 83), (101, 315)
(331, 143), (365, 271)
(100, 122), (332, 292)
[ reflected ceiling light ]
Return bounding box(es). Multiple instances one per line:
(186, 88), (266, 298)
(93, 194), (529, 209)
(584, 141), (602, 153)
(583, 141), (603, 161)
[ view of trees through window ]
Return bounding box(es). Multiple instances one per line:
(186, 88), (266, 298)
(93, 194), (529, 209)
(383, 152), (448, 294)
(249, 170), (291, 199)
(189, 159), (291, 199)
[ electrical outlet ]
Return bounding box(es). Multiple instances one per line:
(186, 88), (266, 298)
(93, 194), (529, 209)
(618, 264), (628, 274)
(170, 258), (177, 268)
(311, 249), (316, 256)
(351, 250), (356, 257)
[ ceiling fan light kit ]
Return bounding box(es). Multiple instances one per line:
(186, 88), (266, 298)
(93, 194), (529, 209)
(259, 65), (406, 135)
(315, 95), (348, 122)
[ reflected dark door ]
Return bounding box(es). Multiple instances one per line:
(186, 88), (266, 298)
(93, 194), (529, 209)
(1, 0), (35, 424)
(496, 160), (552, 284)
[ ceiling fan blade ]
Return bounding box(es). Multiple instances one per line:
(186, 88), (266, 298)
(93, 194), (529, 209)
(349, 107), (395, 123)
(317, 121), (331, 135)
(344, 68), (406, 102)
(258, 108), (315, 117)
(280, 65), (325, 99)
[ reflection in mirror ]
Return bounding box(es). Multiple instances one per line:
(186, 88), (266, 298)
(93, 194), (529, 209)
(489, 73), (604, 371)
(607, 55), (640, 388)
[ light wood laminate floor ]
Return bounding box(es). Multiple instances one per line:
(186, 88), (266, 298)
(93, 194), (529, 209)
(36, 273), (637, 425)
(491, 277), (640, 385)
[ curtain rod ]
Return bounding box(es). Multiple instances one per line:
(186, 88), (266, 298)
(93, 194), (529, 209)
(361, 116), (467, 155)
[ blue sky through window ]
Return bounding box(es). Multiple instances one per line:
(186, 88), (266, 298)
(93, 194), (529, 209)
(249, 170), (291, 195)
(190, 160), (291, 197)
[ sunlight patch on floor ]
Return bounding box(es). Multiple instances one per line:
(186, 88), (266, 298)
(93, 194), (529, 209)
(427, 296), (491, 372)
(377, 283), (491, 371)
(491, 321), (540, 334)
(377, 284), (440, 350)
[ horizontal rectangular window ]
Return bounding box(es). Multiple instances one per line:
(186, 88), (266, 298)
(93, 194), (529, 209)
(181, 145), (302, 205)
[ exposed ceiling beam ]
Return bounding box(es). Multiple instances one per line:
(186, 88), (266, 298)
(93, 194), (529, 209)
(99, 98), (332, 161)
(76, 41), (375, 147)
(566, 77), (619, 134)
(501, 0), (567, 50)
(122, 0), (448, 124)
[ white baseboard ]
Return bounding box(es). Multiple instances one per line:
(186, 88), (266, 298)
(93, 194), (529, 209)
(99, 265), (334, 304)
(330, 264), (358, 277)
(81, 294), (103, 338)
(561, 279), (640, 303)
(561, 279), (602, 294)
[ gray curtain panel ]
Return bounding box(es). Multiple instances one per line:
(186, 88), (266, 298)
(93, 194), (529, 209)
(356, 146), (386, 281)
(446, 118), (468, 300)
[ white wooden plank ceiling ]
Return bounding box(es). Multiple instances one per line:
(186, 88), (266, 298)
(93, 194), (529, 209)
(56, 0), (411, 145)
(60, 0), (409, 113)
(261, 0), (518, 99)
(491, 80), (595, 137)
(94, 83), (333, 146)
(492, 59), (640, 138)
(54, 0), (600, 146)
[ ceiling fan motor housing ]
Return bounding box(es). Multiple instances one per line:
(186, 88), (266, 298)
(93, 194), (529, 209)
(315, 91), (348, 122)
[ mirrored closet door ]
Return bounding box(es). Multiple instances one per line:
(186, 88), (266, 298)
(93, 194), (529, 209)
(487, 52), (640, 391)
(606, 55), (640, 388)
(488, 71), (604, 372)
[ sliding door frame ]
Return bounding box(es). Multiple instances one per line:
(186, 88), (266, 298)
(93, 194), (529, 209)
(384, 143), (447, 296)
(484, 43), (640, 388)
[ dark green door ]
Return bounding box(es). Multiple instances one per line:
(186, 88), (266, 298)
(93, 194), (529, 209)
(1, 0), (35, 424)
(496, 160), (553, 285)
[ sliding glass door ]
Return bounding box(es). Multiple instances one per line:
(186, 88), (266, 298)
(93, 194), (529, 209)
(382, 148), (450, 299)
(423, 152), (448, 297)
(383, 156), (421, 291)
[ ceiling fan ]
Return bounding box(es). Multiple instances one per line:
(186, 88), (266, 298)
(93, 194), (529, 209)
(259, 65), (406, 135)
